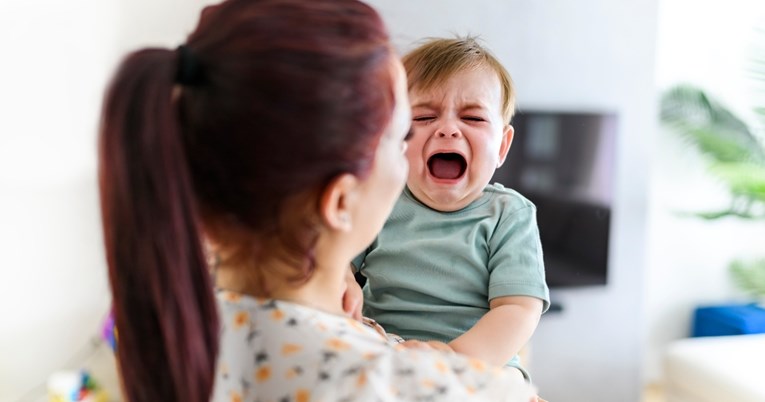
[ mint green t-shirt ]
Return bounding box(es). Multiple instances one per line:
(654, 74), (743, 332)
(353, 183), (550, 370)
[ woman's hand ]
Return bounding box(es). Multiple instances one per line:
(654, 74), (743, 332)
(342, 267), (364, 321)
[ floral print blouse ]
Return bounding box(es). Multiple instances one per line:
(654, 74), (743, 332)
(211, 290), (533, 402)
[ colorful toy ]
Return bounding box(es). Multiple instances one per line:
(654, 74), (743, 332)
(47, 370), (108, 402)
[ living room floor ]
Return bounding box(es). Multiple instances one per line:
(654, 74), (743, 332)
(642, 383), (665, 402)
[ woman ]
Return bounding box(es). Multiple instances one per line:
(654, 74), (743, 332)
(98, 0), (534, 401)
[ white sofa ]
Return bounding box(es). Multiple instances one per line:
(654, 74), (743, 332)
(663, 334), (765, 402)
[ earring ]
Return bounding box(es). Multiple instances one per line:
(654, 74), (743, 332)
(206, 252), (221, 269)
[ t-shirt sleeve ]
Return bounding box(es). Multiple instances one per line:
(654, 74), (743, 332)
(487, 204), (550, 312)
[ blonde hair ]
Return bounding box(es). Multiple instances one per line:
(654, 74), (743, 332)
(402, 36), (515, 123)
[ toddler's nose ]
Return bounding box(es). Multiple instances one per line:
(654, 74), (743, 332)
(436, 123), (461, 138)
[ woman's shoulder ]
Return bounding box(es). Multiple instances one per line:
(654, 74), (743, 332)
(212, 292), (533, 401)
(213, 292), (390, 400)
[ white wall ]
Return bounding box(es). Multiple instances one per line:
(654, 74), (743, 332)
(0, 2), (116, 400)
(366, 1), (658, 401)
(0, 1), (212, 400)
(644, 0), (765, 384)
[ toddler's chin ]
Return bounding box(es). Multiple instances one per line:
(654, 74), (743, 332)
(411, 186), (475, 212)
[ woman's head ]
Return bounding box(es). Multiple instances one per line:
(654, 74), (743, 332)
(98, 1), (399, 401)
(179, 0), (397, 274)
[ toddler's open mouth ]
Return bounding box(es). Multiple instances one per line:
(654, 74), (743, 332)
(427, 153), (467, 180)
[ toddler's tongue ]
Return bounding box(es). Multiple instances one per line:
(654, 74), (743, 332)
(429, 154), (465, 180)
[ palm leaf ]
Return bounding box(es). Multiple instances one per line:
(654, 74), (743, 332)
(676, 209), (761, 220)
(660, 85), (765, 163)
(682, 126), (759, 162)
(660, 84), (765, 221)
(730, 259), (765, 297)
(709, 162), (765, 202)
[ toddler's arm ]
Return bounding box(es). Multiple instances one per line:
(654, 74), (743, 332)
(448, 295), (543, 367)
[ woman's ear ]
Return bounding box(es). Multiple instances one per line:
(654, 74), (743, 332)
(318, 173), (360, 232)
(497, 124), (515, 168)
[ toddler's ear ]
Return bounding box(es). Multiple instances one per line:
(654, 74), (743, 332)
(496, 124), (515, 168)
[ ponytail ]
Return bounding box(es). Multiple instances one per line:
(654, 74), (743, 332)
(98, 48), (219, 402)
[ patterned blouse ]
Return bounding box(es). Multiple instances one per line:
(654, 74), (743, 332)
(211, 290), (533, 402)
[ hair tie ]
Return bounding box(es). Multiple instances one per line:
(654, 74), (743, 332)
(176, 45), (204, 86)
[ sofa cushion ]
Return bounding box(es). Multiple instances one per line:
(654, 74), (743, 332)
(664, 334), (765, 402)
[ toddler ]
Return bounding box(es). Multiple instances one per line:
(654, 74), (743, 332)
(352, 36), (550, 381)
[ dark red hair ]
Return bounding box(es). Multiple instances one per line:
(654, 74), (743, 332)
(98, 1), (394, 401)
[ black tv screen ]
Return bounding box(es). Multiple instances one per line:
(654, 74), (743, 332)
(492, 111), (617, 287)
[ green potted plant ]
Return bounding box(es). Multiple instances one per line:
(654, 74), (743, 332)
(660, 84), (765, 301)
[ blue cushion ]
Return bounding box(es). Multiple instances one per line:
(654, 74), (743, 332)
(692, 303), (765, 337)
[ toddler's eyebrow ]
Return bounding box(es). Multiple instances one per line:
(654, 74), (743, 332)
(410, 102), (489, 111)
(461, 103), (488, 111)
(411, 101), (436, 109)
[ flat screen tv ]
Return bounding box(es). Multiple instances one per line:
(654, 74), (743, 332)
(492, 111), (617, 287)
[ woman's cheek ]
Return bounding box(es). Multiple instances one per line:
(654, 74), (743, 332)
(397, 156), (409, 187)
